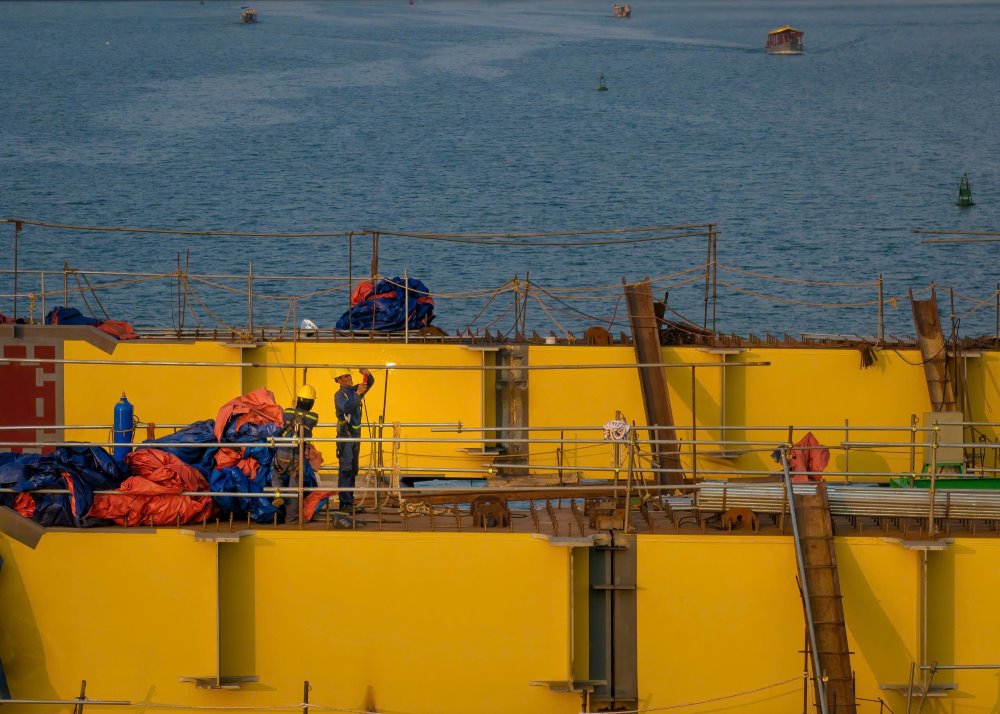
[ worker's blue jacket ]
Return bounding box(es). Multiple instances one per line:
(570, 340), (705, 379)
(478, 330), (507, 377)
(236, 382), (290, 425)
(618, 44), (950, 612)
(335, 373), (375, 437)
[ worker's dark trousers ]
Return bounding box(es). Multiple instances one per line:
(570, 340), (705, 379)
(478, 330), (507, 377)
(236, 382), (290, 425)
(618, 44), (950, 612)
(337, 439), (360, 507)
(272, 453), (300, 524)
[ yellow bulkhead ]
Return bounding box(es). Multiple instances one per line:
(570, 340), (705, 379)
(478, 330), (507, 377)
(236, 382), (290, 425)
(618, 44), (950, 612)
(6, 334), (1000, 712)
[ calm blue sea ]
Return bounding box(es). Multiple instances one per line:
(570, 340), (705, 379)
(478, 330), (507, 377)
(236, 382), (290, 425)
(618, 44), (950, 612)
(2, 0), (999, 337)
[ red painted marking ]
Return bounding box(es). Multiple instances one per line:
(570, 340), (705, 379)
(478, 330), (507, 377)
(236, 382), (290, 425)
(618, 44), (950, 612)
(0, 343), (58, 453)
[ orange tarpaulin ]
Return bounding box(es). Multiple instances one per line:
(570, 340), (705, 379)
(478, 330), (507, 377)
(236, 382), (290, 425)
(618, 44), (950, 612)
(213, 387), (283, 442)
(789, 432), (830, 482)
(89, 449), (218, 525)
(350, 280), (375, 307)
(304, 491), (334, 521)
(14, 492), (35, 518)
(214, 447), (260, 480)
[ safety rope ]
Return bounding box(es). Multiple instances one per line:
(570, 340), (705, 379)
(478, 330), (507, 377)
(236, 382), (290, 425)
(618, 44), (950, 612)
(181, 276), (203, 329)
(370, 226), (714, 246)
(531, 294), (570, 337)
(183, 279), (238, 333)
(603, 419), (630, 442)
(1, 217), (713, 246)
(717, 279), (884, 309)
(0, 217), (356, 239)
(717, 263), (879, 287)
(578, 675), (802, 713)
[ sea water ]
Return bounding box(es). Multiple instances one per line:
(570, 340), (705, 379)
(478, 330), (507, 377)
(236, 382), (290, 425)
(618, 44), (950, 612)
(2, 0), (999, 337)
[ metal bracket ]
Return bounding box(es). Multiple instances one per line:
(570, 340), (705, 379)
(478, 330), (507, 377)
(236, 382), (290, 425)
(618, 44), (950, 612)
(0, 506), (46, 549)
(881, 537), (953, 551)
(179, 529), (258, 689)
(530, 679), (606, 693)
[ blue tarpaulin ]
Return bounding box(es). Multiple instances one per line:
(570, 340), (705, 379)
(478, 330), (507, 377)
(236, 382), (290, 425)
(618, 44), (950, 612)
(0, 393), (329, 526)
(45, 306), (100, 326)
(144, 419), (219, 471)
(208, 444), (321, 524)
(0, 446), (126, 527)
(335, 277), (435, 332)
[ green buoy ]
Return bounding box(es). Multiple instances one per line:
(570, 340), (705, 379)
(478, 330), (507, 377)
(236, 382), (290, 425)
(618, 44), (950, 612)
(597, 74), (608, 92)
(957, 174), (975, 207)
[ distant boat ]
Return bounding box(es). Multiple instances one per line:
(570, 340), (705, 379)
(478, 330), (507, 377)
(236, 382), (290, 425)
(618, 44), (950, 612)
(240, 7), (258, 23)
(765, 26), (803, 54)
(612, 4), (631, 18)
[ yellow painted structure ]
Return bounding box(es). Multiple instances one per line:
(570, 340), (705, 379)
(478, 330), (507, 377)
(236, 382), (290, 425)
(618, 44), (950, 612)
(3, 529), (1000, 712)
(8, 333), (1000, 711)
(62, 341), (243, 445)
(49, 337), (1000, 482)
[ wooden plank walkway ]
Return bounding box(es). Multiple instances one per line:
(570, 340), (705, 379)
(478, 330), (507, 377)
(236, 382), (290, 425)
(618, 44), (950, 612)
(794, 483), (857, 713)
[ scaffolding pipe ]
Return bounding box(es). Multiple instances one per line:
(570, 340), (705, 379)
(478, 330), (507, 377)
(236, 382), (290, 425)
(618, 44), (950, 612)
(0, 422), (989, 435)
(0, 357), (770, 371)
(919, 664), (1000, 670)
(0, 699), (129, 706)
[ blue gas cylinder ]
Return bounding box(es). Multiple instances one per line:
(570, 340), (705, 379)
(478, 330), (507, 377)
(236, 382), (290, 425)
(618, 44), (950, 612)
(113, 393), (135, 464)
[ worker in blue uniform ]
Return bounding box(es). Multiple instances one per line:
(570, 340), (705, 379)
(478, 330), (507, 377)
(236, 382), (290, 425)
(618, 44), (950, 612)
(272, 384), (319, 524)
(334, 367), (374, 512)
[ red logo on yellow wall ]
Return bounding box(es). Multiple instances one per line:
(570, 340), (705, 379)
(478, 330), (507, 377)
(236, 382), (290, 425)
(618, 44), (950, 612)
(0, 344), (59, 453)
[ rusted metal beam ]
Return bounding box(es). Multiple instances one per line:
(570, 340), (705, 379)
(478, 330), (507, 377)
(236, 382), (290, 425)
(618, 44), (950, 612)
(623, 279), (683, 484)
(910, 288), (957, 412)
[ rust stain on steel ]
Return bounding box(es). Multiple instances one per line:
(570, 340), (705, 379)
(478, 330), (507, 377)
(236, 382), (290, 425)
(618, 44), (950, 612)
(910, 289), (957, 412)
(623, 279), (684, 484)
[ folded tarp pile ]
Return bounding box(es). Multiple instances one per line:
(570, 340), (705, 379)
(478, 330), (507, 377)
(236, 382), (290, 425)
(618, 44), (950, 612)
(45, 305), (138, 340)
(0, 387), (332, 527)
(0, 445), (126, 527)
(87, 448), (218, 526)
(335, 277), (436, 332)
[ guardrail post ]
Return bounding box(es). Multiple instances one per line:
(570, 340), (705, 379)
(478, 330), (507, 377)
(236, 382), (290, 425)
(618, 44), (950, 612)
(12, 221), (21, 320)
(247, 261), (254, 335)
(928, 422), (939, 536)
(843, 418), (850, 485)
(691, 366), (698, 482)
(72, 679), (87, 714)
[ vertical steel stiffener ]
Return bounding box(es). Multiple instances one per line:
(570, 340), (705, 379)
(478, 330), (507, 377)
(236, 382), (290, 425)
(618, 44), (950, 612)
(588, 533), (637, 711)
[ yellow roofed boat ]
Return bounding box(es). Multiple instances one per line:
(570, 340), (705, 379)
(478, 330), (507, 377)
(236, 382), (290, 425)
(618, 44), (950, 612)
(766, 25), (804, 54)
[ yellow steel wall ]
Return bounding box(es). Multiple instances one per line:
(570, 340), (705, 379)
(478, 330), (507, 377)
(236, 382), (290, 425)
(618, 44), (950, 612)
(249, 342), (491, 478)
(62, 341), (243, 443)
(635, 536), (987, 713)
(637, 536), (806, 713)
(926, 538), (1000, 708)
(5, 531), (1000, 712)
(528, 346), (643, 478)
(728, 348), (933, 481)
(962, 352), (1000, 445)
(0, 530), (218, 707)
(53, 337), (975, 482)
(527, 345), (934, 481)
(0, 530), (578, 714)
